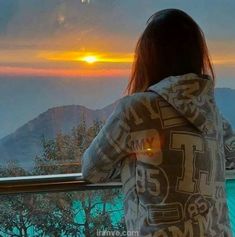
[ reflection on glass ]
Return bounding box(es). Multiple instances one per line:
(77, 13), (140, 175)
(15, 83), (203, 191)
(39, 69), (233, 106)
(0, 189), (125, 237)
(0, 182), (234, 236)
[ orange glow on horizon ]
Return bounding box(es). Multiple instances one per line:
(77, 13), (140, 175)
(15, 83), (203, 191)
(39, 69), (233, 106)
(0, 66), (130, 78)
(38, 50), (235, 66)
(212, 56), (235, 65)
(1, 47), (235, 78)
(38, 51), (134, 64)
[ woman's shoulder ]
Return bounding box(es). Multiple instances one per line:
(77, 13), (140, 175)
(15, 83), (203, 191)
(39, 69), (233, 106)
(116, 91), (163, 118)
(119, 91), (162, 107)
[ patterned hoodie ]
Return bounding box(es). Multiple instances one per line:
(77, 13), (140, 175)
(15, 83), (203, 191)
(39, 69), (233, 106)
(81, 73), (235, 237)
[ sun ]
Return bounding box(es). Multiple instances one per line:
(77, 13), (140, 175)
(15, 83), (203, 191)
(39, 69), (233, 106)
(83, 56), (97, 64)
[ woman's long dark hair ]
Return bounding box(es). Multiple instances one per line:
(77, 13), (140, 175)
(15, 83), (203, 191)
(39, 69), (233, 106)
(125, 9), (215, 95)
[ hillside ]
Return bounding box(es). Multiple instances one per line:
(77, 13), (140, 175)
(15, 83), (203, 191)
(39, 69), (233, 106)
(0, 88), (234, 170)
(215, 88), (235, 126)
(0, 102), (117, 169)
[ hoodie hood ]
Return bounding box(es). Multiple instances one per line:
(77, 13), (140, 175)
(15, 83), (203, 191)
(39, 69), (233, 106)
(147, 73), (217, 135)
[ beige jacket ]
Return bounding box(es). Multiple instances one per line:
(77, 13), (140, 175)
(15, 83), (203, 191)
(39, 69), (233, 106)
(82, 73), (234, 237)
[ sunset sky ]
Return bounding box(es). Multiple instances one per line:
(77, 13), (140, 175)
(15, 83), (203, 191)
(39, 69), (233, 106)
(0, 0), (235, 80)
(0, 0), (235, 138)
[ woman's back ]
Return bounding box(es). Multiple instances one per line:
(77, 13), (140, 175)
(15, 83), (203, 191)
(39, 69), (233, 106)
(81, 9), (234, 237)
(120, 73), (232, 236)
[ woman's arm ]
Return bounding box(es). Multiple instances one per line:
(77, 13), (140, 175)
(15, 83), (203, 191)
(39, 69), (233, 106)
(81, 96), (131, 183)
(222, 117), (235, 169)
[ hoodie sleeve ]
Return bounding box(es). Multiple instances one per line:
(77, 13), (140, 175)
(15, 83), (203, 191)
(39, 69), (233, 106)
(222, 117), (235, 170)
(81, 96), (131, 183)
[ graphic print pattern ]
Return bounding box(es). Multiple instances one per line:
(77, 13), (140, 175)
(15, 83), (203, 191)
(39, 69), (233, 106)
(82, 73), (234, 237)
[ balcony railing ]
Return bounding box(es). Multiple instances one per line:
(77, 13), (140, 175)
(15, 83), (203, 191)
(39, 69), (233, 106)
(0, 170), (234, 195)
(0, 170), (234, 236)
(0, 173), (122, 194)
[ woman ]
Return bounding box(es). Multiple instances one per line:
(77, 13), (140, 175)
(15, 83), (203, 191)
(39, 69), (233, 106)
(82, 9), (235, 237)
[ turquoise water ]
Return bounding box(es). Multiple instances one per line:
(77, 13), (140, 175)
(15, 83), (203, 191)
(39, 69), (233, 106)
(226, 179), (235, 236)
(0, 181), (234, 236)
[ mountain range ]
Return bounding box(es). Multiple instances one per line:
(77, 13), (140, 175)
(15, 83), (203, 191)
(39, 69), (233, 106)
(0, 102), (117, 169)
(0, 88), (234, 170)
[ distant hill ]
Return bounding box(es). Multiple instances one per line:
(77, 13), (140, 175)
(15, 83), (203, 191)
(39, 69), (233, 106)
(0, 88), (235, 170)
(215, 88), (235, 127)
(0, 102), (117, 169)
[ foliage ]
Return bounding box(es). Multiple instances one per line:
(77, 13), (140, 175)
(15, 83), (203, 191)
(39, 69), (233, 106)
(33, 116), (104, 175)
(0, 113), (126, 236)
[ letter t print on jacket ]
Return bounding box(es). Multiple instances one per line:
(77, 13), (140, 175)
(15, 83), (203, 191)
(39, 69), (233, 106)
(81, 73), (234, 237)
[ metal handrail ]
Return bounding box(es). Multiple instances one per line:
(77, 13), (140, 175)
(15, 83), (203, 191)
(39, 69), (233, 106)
(225, 170), (235, 180)
(0, 173), (122, 195)
(0, 170), (234, 195)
